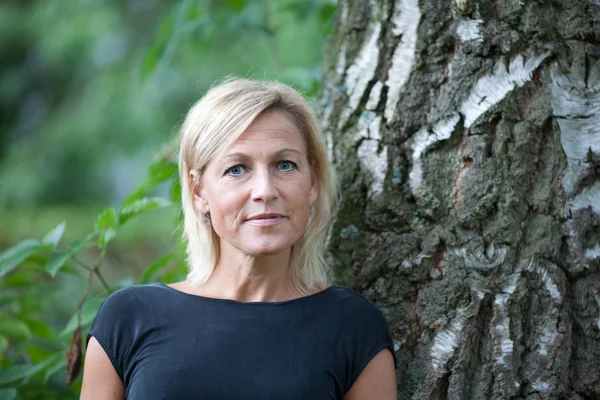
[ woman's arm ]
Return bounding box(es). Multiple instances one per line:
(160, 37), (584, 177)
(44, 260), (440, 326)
(80, 337), (125, 400)
(344, 348), (397, 400)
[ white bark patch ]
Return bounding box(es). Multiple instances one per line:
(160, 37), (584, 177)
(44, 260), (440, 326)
(492, 273), (519, 365)
(357, 112), (387, 197)
(431, 312), (467, 371)
(568, 183), (600, 214)
(340, 224), (359, 239)
(552, 65), (600, 197)
(384, 0), (421, 122)
(340, 1), (348, 25)
(522, 260), (561, 360)
(526, 259), (561, 303)
(366, 81), (383, 110)
(532, 380), (550, 392)
(586, 244), (600, 260)
(402, 252), (430, 269)
(503, 271), (521, 296)
(461, 53), (550, 128)
(552, 61), (600, 265)
(392, 165), (402, 185)
(336, 42), (347, 78)
(326, 130), (334, 161)
(339, 22), (381, 129)
(320, 85), (335, 158)
(456, 19), (483, 42)
(537, 321), (557, 357)
(409, 114), (460, 194)
(494, 294), (514, 365)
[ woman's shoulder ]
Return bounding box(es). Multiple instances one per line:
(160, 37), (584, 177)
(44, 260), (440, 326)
(98, 283), (169, 312)
(319, 286), (385, 316)
(105, 282), (164, 299)
(323, 285), (376, 303)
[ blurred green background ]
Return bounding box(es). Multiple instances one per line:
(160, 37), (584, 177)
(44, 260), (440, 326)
(0, 0), (335, 397)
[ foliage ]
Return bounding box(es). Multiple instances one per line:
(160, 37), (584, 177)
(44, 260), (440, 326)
(0, 0), (336, 208)
(0, 155), (184, 398)
(0, 0), (336, 397)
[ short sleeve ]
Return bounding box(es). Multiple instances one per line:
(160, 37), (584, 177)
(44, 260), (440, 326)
(342, 294), (396, 394)
(86, 286), (148, 385)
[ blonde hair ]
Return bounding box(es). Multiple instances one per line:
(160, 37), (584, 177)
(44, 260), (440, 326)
(178, 78), (336, 294)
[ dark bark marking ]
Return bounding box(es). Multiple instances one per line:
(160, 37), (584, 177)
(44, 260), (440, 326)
(464, 293), (495, 400)
(430, 371), (450, 400)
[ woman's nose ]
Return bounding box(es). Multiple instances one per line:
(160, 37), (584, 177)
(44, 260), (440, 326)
(250, 169), (279, 202)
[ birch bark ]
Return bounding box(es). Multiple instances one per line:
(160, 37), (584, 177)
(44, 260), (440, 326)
(321, 1), (600, 399)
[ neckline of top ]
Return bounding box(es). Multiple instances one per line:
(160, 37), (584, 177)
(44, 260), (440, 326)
(155, 282), (340, 306)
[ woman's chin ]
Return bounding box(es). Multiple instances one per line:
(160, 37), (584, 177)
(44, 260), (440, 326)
(243, 242), (291, 256)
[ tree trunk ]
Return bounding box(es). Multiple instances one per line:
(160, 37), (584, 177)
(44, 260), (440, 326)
(320, 1), (600, 399)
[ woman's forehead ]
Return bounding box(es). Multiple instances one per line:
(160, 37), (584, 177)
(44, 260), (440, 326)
(243, 109), (300, 135)
(224, 110), (306, 153)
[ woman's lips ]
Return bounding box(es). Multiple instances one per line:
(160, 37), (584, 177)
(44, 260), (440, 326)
(246, 216), (284, 226)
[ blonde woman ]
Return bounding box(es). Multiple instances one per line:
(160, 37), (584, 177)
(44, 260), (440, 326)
(80, 79), (397, 399)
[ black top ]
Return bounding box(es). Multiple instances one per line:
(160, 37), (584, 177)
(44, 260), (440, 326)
(87, 283), (395, 400)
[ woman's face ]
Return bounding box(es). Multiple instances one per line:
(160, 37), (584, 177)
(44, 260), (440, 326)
(194, 110), (318, 257)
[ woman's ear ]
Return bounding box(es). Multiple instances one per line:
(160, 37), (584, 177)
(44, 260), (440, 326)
(189, 169), (208, 213)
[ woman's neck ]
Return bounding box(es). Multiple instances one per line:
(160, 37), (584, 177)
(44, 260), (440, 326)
(186, 242), (302, 302)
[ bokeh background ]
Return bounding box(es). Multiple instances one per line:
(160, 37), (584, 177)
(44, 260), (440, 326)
(0, 0), (336, 397)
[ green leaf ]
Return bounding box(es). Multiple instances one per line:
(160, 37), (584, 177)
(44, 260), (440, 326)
(44, 233), (95, 277)
(140, 44), (164, 84)
(0, 318), (32, 340)
(2, 269), (40, 288)
(319, 3), (337, 23)
(25, 253), (49, 267)
(61, 296), (107, 337)
(0, 388), (17, 400)
(223, 0), (247, 10)
(0, 356), (57, 386)
(41, 221), (66, 249)
(0, 239), (45, 278)
(69, 232), (96, 255)
(170, 179), (182, 203)
(0, 335), (8, 353)
(139, 254), (174, 284)
(25, 344), (53, 364)
(123, 161), (178, 206)
(119, 197), (172, 224)
(23, 319), (54, 340)
(0, 365), (38, 386)
(183, 0), (203, 20)
(149, 160), (178, 182)
(95, 208), (119, 248)
(157, 12), (175, 43)
(44, 252), (71, 278)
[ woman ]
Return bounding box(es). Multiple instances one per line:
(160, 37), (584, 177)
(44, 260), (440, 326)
(81, 79), (397, 399)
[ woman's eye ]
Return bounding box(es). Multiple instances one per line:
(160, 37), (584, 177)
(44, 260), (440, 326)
(226, 165), (245, 176)
(277, 160), (296, 172)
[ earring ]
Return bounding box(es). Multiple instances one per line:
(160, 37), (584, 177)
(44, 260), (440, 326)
(202, 211), (211, 225)
(309, 203), (313, 218)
